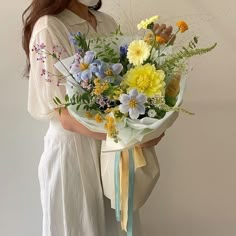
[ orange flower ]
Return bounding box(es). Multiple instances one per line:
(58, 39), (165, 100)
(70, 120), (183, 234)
(94, 113), (103, 123)
(156, 36), (166, 44)
(176, 20), (188, 33)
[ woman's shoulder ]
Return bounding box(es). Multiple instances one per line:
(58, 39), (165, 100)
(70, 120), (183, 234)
(32, 15), (67, 39)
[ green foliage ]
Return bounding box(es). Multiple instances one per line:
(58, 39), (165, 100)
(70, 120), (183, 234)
(92, 37), (120, 63)
(159, 37), (217, 77)
(155, 109), (166, 119)
(53, 91), (103, 115)
(74, 33), (90, 51)
(111, 25), (124, 36)
(89, 25), (124, 63)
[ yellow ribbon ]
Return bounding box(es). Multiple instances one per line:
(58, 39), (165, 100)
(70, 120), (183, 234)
(119, 146), (146, 231)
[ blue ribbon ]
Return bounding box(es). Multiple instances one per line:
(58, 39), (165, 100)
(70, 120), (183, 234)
(114, 149), (135, 236)
(127, 149), (135, 236)
(115, 151), (121, 222)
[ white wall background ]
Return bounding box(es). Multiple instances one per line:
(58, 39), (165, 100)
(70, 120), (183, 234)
(0, 0), (235, 235)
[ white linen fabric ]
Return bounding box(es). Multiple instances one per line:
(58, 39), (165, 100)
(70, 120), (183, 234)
(28, 9), (142, 236)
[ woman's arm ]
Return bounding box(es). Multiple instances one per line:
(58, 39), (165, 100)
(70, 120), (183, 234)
(56, 108), (106, 140)
(57, 108), (164, 144)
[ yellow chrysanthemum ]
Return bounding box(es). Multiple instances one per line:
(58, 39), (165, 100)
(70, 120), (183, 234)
(137, 15), (159, 30)
(125, 64), (165, 97)
(127, 40), (151, 66)
(176, 20), (189, 33)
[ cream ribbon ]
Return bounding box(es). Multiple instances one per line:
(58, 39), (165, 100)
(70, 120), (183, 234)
(119, 146), (146, 231)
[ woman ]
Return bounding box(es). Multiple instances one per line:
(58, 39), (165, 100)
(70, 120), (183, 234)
(22, 0), (168, 235)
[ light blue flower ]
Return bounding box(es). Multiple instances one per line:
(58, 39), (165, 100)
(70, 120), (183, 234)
(119, 89), (146, 119)
(95, 62), (123, 84)
(70, 51), (98, 82)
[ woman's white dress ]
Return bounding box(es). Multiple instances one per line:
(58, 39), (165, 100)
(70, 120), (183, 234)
(28, 9), (142, 236)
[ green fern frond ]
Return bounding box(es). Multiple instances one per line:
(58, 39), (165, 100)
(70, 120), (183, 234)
(160, 42), (217, 72)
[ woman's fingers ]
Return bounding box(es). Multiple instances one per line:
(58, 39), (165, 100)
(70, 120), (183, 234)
(163, 26), (173, 37)
(153, 23), (159, 32)
(153, 24), (176, 43)
(155, 24), (166, 35)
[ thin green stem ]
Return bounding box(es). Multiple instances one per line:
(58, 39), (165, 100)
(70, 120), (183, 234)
(44, 49), (77, 82)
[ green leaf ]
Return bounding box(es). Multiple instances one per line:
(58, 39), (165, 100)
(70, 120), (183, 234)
(194, 36), (199, 44)
(55, 97), (62, 104)
(65, 94), (69, 102)
(53, 98), (58, 105)
(76, 105), (80, 111)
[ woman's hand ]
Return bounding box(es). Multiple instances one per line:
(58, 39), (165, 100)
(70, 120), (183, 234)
(56, 108), (107, 140)
(153, 23), (176, 44)
(138, 132), (165, 148)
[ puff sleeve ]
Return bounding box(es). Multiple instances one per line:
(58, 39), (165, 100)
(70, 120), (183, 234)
(28, 27), (69, 120)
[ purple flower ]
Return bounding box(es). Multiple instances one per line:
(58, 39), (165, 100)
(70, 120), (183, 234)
(120, 45), (128, 57)
(119, 89), (147, 119)
(96, 96), (110, 108)
(69, 32), (82, 46)
(70, 51), (98, 82)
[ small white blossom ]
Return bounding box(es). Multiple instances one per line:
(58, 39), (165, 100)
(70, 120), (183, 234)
(147, 109), (157, 118)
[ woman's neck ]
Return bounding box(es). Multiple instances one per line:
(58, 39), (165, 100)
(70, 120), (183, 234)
(67, 1), (90, 21)
(67, 0), (97, 31)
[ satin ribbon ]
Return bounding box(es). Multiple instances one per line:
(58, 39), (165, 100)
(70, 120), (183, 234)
(114, 146), (146, 236)
(115, 151), (121, 221)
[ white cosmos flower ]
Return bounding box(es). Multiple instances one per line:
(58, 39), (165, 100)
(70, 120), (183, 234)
(119, 89), (147, 119)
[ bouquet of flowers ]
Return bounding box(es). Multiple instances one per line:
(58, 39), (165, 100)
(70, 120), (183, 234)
(34, 15), (216, 236)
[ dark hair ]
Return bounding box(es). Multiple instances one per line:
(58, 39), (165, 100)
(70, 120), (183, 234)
(22, 0), (102, 74)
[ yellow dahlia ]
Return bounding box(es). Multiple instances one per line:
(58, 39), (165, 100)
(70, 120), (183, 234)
(125, 64), (165, 97)
(127, 40), (151, 66)
(137, 15), (159, 30)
